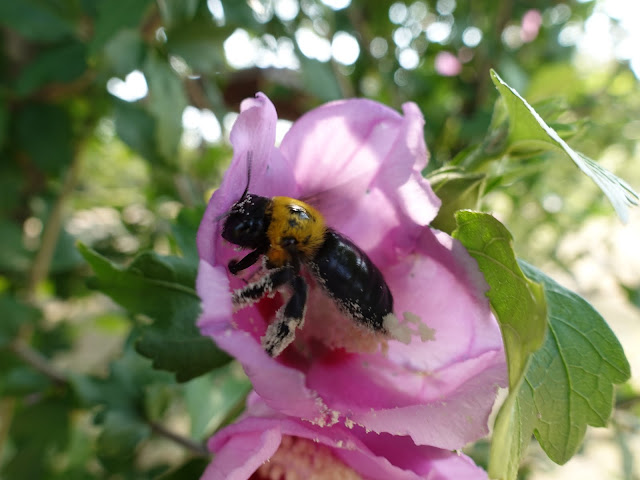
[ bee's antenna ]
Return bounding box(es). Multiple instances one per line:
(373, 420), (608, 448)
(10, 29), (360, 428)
(241, 151), (253, 199)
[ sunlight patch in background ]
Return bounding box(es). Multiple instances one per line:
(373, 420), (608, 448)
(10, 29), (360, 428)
(106, 70), (148, 102)
(106, 0), (640, 110)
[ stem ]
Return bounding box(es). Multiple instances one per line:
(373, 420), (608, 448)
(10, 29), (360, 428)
(27, 153), (82, 299)
(149, 421), (210, 457)
(8, 340), (68, 386)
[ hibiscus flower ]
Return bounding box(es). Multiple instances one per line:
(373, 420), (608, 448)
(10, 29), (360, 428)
(196, 93), (506, 449)
(202, 393), (489, 480)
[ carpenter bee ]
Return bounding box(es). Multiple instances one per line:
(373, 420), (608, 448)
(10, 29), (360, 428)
(220, 156), (395, 357)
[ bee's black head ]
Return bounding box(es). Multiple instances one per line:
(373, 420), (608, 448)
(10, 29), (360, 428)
(221, 193), (271, 249)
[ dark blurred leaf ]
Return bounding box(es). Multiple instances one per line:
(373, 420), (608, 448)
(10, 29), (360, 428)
(0, 0), (79, 41)
(221, 0), (260, 28)
(50, 227), (84, 272)
(0, 99), (8, 149)
(3, 394), (73, 479)
(491, 69), (639, 222)
(15, 103), (73, 175)
(78, 244), (231, 381)
(137, 332), (232, 383)
(453, 211), (547, 389)
(489, 261), (631, 479)
(15, 41), (87, 96)
(143, 52), (188, 160)
(71, 343), (169, 414)
(0, 167), (23, 216)
(171, 205), (205, 261)
(166, 18), (226, 74)
(620, 283), (640, 310)
(157, 458), (209, 480)
(104, 29), (146, 77)
(158, 0), (200, 28)
(428, 167), (486, 234)
(114, 99), (164, 163)
(32, 321), (73, 356)
(299, 57), (342, 102)
(0, 350), (51, 396)
(0, 219), (33, 273)
(0, 296), (40, 347)
(90, 0), (152, 53)
(96, 410), (151, 472)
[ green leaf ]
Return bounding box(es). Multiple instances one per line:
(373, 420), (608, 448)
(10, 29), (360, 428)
(170, 205), (206, 261)
(3, 394), (73, 479)
(77, 244), (231, 381)
(166, 19), (226, 74)
(490, 69), (639, 222)
(143, 52), (188, 160)
(0, 219), (33, 273)
(15, 103), (73, 175)
(15, 41), (87, 96)
(103, 29), (146, 77)
(96, 410), (151, 472)
(453, 211), (547, 389)
(71, 338), (172, 413)
(428, 167), (486, 234)
(158, 0), (200, 28)
(0, 0), (79, 42)
(299, 57), (343, 102)
(488, 261), (631, 479)
(113, 99), (164, 164)
(0, 295), (40, 347)
(184, 362), (251, 440)
(157, 458), (209, 480)
(90, 0), (152, 53)
(0, 97), (9, 150)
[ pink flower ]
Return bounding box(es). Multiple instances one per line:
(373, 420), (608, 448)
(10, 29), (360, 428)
(434, 51), (462, 77)
(521, 9), (542, 43)
(196, 93), (506, 449)
(202, 393), (489, 480)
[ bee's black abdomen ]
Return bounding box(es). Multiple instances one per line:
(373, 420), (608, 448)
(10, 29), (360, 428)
(310, 230), (393, 331)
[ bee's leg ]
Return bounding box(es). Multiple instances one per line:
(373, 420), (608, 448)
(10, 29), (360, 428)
(228, 247), (266, 275)
(262, 275), (308, 357)
(232, 266), (294, 309)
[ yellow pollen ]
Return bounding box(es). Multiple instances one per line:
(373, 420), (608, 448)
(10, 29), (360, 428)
(255, 436), (361, 480)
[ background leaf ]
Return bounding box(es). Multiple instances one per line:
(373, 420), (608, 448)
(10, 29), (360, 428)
(77, 244), (231, 381)
(428, 167), (486, 234)
(490, 69), (639, 222)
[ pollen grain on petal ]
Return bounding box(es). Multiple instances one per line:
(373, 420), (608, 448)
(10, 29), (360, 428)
(254, 436), (362, 480)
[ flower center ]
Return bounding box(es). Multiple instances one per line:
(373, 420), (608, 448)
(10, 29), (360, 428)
(252, 435), (361, 480)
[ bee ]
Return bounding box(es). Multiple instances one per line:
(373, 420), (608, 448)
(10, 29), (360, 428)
(220, 156), (394, 357)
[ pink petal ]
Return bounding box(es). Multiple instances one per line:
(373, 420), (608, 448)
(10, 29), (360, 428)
(205, 396), (489, 479)
(202, 426), (281, 480)
(278, 98), (440, 256)
(196, 93), (295, 265)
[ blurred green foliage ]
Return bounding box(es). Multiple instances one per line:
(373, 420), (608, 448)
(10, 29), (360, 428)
(1, 0), (639, 478)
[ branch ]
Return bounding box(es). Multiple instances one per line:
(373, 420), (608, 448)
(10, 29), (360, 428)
(9, 340), (68, 386)
(149, 421), (210, 457)
(27, 152), (82, 299)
